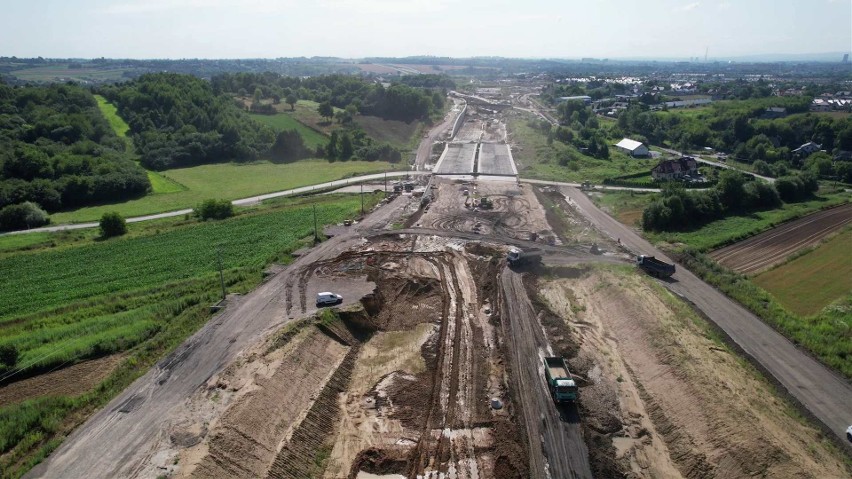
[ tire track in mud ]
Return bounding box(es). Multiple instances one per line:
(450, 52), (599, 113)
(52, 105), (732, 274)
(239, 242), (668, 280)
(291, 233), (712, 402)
(406, 255), (484, 479)
(500, 268), (592, 479)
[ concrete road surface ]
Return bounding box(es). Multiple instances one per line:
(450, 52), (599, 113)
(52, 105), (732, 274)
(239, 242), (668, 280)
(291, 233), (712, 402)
(561, 186), (852, 451)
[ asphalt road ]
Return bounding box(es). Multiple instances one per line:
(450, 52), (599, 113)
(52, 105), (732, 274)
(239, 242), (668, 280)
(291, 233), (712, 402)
(24, 196), (413, 479)
(561, 185), (852, 451)
(1, 171), (428, 236)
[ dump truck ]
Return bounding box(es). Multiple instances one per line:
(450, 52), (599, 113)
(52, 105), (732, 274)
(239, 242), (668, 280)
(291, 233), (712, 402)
(543, 357), (578, 403)
(636, 255), (675, 278)
(507, 247), (542, 266)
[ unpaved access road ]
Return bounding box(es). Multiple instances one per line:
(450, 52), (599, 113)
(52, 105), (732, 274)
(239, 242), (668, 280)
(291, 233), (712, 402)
(709, 202), (852, 274)
(24, 196), (416, 479)
(501, 268), (592, 479)
(561, 186), (852, 450)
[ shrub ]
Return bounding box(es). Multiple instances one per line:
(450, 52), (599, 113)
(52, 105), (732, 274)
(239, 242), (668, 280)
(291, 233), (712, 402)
(0, 344), (18, 368)
(0, 202), (50, 232)
(195, 199), (234, 220)
(99, 212), (127, 238)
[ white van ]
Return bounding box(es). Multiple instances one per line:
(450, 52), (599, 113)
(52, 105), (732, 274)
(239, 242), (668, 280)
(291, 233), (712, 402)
(316, 292), (342, 307)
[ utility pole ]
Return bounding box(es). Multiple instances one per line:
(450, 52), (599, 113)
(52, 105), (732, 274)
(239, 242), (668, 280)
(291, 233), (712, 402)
(313, 204), (318, 243)
(216, 247), (227, 301)
(384, 171), (387, 195)
(360, 183), (364, 215)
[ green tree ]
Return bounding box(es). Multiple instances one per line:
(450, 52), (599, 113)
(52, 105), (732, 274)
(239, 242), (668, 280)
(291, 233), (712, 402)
(318, 101), (334, 122)
(285, 93), (298, 111)
(0, 202), (50, 232)
(99, 211), (127, 238)
(716, 170), (747, 211)
(339, 134), (354, 160)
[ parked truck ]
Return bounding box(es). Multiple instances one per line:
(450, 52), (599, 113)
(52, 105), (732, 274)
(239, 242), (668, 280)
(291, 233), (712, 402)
(507, 247), (542, 266)
(543, 357), (578, 403)
(636, 255), (675, 278)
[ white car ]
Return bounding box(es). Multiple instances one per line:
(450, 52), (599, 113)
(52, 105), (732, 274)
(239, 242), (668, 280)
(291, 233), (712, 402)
(316, 292), (342, 307)
(847, 424), (852, 443)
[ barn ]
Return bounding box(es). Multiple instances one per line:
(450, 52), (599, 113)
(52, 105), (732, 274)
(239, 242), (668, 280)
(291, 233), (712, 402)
(615, 138), (650, 157)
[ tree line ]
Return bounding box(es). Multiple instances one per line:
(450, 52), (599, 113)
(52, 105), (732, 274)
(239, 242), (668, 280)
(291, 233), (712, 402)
(642, 170), (818, 232)
(0, 81), (149, 230)
(211, 72), (445, 123)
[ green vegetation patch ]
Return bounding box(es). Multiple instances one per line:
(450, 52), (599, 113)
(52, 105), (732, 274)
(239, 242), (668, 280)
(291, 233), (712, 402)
(249, 113), (328, 150)
(646, 191), (850, 251)
(93, 95), (129, 138)
(355, 115), (422, 149)
(146, 171), (186, 194)
(507, 114), (651, 183)
(50, 159), (396, 223)
(754, 229), (852, 316)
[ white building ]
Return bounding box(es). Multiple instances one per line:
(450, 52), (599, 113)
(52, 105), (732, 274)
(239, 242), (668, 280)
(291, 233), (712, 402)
(615, 138), (650, 157)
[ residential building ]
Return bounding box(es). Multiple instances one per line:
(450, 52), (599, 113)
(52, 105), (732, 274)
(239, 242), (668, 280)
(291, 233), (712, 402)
(651, 157), (699, 180)
(615, 138), (650, 157)
(792, 141), (822, 157)
(556, 95), (592, 104)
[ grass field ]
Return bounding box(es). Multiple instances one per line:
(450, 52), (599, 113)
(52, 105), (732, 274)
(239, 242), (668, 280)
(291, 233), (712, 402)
(753, 229), (852, 316)
(49, 159), (398, 223)
(590, 190), (655, 226)
(507, 113), (652, 182)
(355, 115), (422, 149)
(249, 113), (328, 150)
(93, 95), (129, 138)
(0, 195), (377, 476)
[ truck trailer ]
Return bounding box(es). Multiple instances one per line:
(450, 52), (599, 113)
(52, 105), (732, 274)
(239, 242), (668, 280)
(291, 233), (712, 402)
(543, 357), (578, 403)
(636, 255), (675, 278)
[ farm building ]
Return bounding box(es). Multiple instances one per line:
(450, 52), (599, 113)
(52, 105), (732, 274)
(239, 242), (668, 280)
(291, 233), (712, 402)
(651, 157), (698, 180)
(615, 138), (650, 157)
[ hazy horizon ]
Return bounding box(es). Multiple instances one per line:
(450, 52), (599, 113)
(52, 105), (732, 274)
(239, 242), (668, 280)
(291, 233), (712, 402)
(2, 0), (850, 60)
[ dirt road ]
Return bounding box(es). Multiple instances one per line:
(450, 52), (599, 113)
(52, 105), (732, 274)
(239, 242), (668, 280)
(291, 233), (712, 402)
(709, 202), (852, 274)
(24, 196), (416, 479)
(560, 185), (852, 450)
(500, 269), (592, 479)
(414, 99), (463, 170)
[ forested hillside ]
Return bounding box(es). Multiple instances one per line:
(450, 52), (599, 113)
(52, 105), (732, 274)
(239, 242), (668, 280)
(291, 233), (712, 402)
(0, 81), (149, 229)
(98, 73), (275, 170)
(212, 73), (446, 122)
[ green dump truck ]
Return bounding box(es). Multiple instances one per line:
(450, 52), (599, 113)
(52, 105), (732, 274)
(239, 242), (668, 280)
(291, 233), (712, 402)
(543, 356), (578, 403)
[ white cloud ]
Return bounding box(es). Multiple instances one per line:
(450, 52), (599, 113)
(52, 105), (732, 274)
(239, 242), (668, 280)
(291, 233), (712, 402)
(718, 1), (731, 9)
(676, 2), (700, 12)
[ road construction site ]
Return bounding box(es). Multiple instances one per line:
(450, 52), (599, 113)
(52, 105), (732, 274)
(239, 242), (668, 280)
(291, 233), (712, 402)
(26, 98), (852, 479)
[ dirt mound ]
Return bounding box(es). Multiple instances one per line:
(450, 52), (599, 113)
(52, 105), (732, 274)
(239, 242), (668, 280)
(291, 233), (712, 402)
(491, 419), (528, 479)
(348, 447), (410, 478)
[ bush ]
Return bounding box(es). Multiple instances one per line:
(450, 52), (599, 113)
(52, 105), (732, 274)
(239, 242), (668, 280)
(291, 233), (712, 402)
(0, 202), (50, 232)
(195, 199), (234, 220)
(99, 212), (127, 238)
(0, 344), (18, 368)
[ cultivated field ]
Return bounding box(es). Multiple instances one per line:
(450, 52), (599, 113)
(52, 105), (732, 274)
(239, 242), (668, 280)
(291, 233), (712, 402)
(709, 202), (852, 274)
(754, 228), (852, 316)
(9, 65), (131, 83)
(0, 195), (375, 477)
(49, 159), (397, 223)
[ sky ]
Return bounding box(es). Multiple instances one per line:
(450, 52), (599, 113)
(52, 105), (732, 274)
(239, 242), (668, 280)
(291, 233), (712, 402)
(1, 0), (850, 60)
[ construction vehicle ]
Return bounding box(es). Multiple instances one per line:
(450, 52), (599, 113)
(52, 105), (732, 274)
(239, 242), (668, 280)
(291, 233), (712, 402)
(636, 255), (675, 278)
(479, 196), (493, 209)
(507, 247), (542, 266)
(543, 357), (578, 403)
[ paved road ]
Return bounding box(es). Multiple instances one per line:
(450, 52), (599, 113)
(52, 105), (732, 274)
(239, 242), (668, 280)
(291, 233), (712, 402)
(561, 185), (852, 451)
(654, 145), (775, 183)
(24, 196), (413, 479)
(1, 172), (428, 236)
